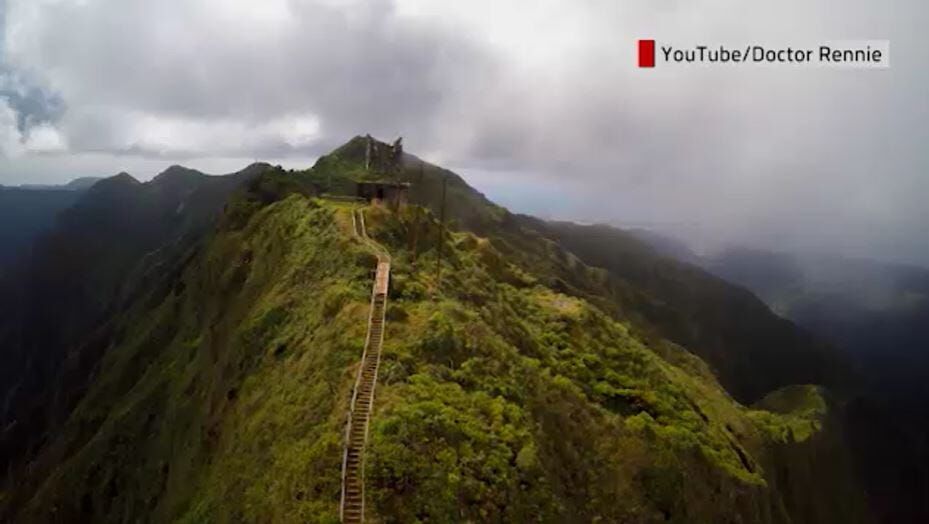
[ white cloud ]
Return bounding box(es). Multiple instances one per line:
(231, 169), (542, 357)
(22, 122), (65, 152)
(0, 100), (66, 156)
(117, 112), (321, 156)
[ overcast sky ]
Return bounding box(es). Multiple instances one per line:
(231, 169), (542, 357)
(1, 0), (927, 265)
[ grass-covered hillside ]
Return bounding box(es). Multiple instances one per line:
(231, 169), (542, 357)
(524, 220), (849, 403)
(1, 138), (868, 522)
(0, 164), (269, 478)
(303, 136), (850, 404)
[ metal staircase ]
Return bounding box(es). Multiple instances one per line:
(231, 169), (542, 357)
(341, 209), (390, 523)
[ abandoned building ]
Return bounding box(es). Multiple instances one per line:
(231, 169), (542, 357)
(352, 135), (410, 208)
(364, 135), (404, 177)
(356, 181), (410, 208)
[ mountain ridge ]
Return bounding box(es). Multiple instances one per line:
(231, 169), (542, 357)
(0, 137), (870, 522)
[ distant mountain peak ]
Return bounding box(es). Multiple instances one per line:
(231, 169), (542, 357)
(107, 172), (141, 185)
(239, 162), (274, 175)
(153, 165), (204, 180)
(326, 134), (401, 167)
(64, 177), (104, 190)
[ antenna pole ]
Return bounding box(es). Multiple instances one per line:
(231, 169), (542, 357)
(435, 175), (448, 290)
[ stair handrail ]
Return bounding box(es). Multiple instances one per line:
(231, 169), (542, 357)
(340, 207), (390, 522)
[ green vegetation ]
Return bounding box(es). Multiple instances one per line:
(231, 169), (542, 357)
(361, 205), (864, 522)
(1, 137), (869, 522)
(11, 195), (372, 522)
(750, 385), (827, 443)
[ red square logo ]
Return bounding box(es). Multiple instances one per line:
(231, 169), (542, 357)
(639, 40), (655, 68)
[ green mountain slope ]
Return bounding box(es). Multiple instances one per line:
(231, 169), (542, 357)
(522, 221), (850, 403)
(0, 163), (269, 475)
(1, 138), (868, 522)
(6, 193), (371, 521)
(306, 136), (849, 403)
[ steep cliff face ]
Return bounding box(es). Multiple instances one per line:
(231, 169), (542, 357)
(0, 164), (268, 478)
(0, 139), (869, 522)
(4, 193), (371, 522)
(703, 247), (929, 522)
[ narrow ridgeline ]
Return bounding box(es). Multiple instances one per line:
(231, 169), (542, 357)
(341, 209), (390, 523)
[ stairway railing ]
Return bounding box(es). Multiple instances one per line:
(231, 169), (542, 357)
(340, 208), (390, 523)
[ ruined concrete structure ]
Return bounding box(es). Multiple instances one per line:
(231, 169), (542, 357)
(363, 135), (403, 177)
(354, 135), (409, 209)
(356, 181), (410, 208)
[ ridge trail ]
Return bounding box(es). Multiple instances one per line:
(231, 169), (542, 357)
(341, 208), (390, 523)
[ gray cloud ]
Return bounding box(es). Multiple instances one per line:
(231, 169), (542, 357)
(0, 0), (65, 141)
(3, 0), (496, 157)
(0, 0), (927, 265)
(0, 71), (64, 131)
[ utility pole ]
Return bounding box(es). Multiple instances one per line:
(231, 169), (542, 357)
(435, 175), (448, 290)
(411, 161), (426, 267)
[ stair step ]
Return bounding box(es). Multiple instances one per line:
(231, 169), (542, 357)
(342, 247), (389, 519)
